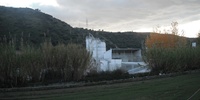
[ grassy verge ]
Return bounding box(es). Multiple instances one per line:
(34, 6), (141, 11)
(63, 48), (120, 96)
(1, 72), (200, 100)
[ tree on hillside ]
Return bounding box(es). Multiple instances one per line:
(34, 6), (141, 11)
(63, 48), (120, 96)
(145, 22), (187, 48)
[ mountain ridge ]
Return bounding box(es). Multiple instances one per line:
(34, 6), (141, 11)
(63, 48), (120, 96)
(0, 6), (149, 48)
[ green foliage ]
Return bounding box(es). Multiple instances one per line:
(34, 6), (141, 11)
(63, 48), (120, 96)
(0, 40), (91, 87)
(146, 47), (200, 74)
(0, 44), (20, 87)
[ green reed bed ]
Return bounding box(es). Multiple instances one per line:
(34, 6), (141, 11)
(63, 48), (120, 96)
(0, 41), (91, 88)
(146, 47), (200, 74)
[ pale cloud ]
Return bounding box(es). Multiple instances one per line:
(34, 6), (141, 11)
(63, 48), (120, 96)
(53, 0), (200, 31)
(0, 0), (32, 7)
(0, 0), (59, 7)
(0, 0), (200, 37)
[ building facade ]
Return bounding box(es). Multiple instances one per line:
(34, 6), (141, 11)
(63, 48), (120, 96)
(86, 35), (150, 74)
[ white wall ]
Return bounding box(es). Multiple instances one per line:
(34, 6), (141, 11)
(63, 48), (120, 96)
(109, 59), (122, 71)
(104, 49), (112, 60)
(97, 41), (106, 59)
(192, 42), (196, 47)
(100, 59), (109, 71)
(86, 36), (106, 60)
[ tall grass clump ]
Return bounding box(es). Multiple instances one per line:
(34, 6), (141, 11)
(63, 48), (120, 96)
(0, 39), (92, 88)
(146, 47), (200, 74)
(19, 46), (43, 84)
(39, 42), (92, 83)
(0, 43), (19, 87)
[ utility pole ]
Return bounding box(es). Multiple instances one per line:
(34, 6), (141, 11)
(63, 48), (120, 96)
(86, 18), (88, 29)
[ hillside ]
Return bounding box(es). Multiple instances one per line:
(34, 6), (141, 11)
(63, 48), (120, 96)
(0, 6), (149, 48)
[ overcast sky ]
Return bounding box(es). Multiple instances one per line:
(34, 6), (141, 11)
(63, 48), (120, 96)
(1, 0), (200, 37)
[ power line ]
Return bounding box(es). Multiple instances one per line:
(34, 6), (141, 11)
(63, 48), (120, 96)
(187, 87), (200, 100)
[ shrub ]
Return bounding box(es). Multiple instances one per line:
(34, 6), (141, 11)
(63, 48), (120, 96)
(146, 47), (200, 74)
(0, 40), (92, 87)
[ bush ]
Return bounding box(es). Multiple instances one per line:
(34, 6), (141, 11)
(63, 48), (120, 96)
(145, 22), (200, 74)
(0, 40), (91, 88)
(146, 47), (200, 74)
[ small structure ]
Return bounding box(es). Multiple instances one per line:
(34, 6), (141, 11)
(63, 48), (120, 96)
(112, 48), (142, 62)
(192, 42), (196, 48)
(86, 34), (150, 74)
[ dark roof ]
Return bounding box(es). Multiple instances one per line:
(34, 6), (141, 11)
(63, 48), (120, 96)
(112, 48), (140, 53)
(187, 38), (197, 42)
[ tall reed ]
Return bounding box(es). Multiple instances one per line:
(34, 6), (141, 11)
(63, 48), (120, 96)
(146, 47), (200, 74)
(0, 40), (91, 87)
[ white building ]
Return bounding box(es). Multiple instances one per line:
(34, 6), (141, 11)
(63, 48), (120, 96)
(192, 42), (196, 48)
(86, 34), (150, 74)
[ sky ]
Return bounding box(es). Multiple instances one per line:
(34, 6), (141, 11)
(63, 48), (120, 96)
(0, 0), (200, 38)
